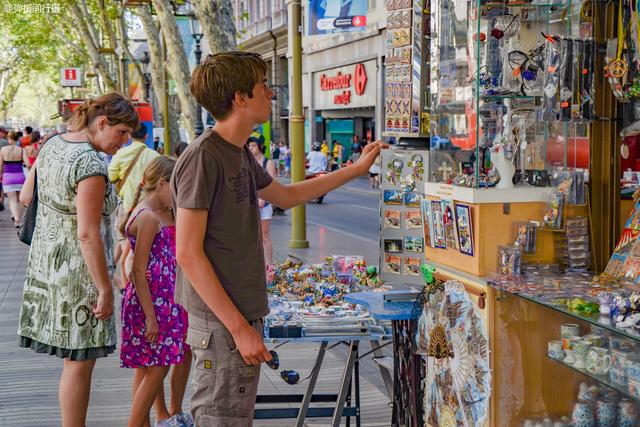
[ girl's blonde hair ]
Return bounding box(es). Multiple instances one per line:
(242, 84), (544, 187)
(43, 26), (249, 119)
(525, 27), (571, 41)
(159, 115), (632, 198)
(119, 156), (176, 236)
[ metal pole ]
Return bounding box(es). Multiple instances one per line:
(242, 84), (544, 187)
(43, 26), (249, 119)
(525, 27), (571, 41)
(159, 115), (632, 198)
(288, 0), (308, 248)
(193, 36), (204, 137)
(162, 32), (170, 156)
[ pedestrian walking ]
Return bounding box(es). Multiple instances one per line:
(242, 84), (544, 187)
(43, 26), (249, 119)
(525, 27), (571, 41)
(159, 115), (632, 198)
(1, 130), (26, 227)
(271, 140), (280, 175)
(369, 153), (382, 189)
(23, 130), (40, 169)
(17, 92), (139, 427)
(119, 157), (192, 427)
(331, 140), (343, 171)
(173, 51), (384, 426)
(248, 136), (277, 267)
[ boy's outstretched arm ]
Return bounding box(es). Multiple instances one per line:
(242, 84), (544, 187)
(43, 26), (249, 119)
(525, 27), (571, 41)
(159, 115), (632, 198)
(259, 141), (386, 209)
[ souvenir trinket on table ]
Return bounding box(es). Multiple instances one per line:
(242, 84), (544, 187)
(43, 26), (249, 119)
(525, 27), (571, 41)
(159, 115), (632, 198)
(431, 200), (446, 249)
(418, 281), (491, 427)
(455, 204), (474, 256)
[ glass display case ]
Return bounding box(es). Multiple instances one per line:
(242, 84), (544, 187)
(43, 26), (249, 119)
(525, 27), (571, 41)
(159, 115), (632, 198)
(489, 274), (640, 426)
(429, 0), (593, 189)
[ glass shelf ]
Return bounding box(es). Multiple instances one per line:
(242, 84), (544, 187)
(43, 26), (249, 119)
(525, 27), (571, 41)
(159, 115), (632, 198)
(481, 1), (567, 7)
(491, 284), (640, 344)
(479, 95), (541, 101)
(548, 356), (640, 403)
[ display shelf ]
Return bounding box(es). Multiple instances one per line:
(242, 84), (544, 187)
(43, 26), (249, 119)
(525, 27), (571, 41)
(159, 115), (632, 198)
(548, 356), (640, 403)
(424, 182), (553, 203)
(478, 95), (541, 101)
(492, 285), (640, 344)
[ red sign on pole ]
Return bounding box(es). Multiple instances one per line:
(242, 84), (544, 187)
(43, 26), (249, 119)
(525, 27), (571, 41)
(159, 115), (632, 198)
(60, 68), (82, 87)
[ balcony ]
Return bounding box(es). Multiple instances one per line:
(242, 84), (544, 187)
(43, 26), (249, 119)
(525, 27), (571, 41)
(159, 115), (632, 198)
(237, 16), (273, 44)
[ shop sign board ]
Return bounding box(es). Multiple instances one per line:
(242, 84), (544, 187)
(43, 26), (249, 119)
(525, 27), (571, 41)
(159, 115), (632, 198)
(60, 68), (82, 87)
(313, 60), (376, 110)
(308, 0), (368, 35)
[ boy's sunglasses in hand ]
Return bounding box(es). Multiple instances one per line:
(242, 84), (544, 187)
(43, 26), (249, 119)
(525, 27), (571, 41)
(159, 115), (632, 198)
(266, 350), (306, 385)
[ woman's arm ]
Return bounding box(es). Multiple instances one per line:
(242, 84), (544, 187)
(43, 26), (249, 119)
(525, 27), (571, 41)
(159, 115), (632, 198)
(22, 148), (29, 168)
(77, 176), (113, 320)
(20, 165), (36, 206)
(129, 210), (161, 342)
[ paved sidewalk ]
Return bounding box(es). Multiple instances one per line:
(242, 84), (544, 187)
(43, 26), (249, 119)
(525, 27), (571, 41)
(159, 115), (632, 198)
(0, 208), (391, 426)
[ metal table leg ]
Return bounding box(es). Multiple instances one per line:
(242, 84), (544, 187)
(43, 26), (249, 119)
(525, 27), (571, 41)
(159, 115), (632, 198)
(371, 339), (394, 399)
(331, 341), (359, 427)
(294, 340), (328, 427)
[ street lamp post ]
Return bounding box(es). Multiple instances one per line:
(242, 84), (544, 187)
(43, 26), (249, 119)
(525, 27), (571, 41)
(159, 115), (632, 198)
(190, 17), (204, 138)
(141, 51), (151, 102)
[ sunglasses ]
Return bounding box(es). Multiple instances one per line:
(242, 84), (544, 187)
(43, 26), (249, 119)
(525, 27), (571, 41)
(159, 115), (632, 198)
(266, 350), (306, 385)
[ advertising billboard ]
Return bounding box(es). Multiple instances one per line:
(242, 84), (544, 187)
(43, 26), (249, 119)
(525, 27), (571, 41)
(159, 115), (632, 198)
(308, 0), (368, 35)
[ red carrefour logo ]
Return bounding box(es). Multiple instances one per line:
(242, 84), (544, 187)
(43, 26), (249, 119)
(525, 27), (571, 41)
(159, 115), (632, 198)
(354, 63), (367, 96)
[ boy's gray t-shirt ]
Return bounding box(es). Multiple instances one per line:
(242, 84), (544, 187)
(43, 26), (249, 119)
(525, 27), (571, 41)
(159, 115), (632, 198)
(171, 129), (273, 321)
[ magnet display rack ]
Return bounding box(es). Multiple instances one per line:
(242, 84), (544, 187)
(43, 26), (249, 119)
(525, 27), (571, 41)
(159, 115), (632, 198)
(383, 0), (431, 140)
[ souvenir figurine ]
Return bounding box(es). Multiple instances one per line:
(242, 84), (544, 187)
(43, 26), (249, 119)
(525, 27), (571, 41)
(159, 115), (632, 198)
(571, 401), (595, 427)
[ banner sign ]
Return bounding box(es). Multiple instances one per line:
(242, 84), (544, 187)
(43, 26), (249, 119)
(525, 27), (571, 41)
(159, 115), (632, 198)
(308, 0), (368, 35)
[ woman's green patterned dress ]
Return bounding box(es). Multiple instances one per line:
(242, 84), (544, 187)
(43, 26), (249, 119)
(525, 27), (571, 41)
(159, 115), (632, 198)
(18, 135), (117, 360)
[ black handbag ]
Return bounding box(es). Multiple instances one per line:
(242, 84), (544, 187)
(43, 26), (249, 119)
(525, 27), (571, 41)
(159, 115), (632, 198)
(18, 170), (38, 245)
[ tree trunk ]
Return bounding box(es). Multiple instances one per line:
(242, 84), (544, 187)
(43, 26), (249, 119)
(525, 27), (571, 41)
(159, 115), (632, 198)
(150, 0), (196, 141)
(66, 2), (116, 91)
(191, 0), (237, 53)
(138, 6), (180, 148)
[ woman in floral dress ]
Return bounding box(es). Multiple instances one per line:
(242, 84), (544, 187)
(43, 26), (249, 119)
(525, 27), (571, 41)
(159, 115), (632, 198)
(18, 93), (139, 427)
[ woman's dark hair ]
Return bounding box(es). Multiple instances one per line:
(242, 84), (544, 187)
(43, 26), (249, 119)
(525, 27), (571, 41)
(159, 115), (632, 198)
(68, 92), (139, 132)
(30, 131), (41, 144)
(131, 123), (148, 140)
(174, 142), (189, 158)
(7, 131), (19, 141)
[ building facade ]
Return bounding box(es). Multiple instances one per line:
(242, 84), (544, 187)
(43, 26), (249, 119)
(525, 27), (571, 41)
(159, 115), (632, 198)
(235, 0), (386, 155)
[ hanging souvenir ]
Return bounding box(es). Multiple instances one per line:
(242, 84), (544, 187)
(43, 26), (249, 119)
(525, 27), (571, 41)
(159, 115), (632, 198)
(431, 201), (446, 249)
(421, 197), (435, 248)
(455, 204), (474, 256)
(419, 281), (491, 427)
(407, 154), (425, 181)
(386, 158), (403, 185)
(401, 175), (416, 192)
(441, 199), (460, 250)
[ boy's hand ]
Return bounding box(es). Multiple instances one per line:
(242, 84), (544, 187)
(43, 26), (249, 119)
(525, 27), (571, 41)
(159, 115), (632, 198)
(354, 141), (388, 175)
(232, 322), (273, 366)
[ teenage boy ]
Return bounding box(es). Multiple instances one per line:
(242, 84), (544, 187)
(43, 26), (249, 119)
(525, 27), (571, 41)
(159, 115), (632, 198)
(171, 51), (384, 425)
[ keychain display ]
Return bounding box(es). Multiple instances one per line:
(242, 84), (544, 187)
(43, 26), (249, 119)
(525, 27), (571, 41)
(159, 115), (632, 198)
(498, 246), (522, 278)
(513, 222), (538, 254)
(407, 154), (425, 180)
(543, 191), (565, 230)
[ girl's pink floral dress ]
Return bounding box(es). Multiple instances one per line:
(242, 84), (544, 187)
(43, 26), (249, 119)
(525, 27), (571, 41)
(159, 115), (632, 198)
(120, 209), (189, 368)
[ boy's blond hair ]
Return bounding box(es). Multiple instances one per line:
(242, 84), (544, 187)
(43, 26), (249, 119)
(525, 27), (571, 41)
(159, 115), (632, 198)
(190, 51), (267, 121)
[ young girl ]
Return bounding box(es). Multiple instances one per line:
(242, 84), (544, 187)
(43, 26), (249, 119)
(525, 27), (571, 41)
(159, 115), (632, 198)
(119, 156), (192, 427)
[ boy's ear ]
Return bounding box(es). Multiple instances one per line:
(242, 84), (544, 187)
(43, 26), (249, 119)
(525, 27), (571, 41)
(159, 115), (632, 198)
(233, 91), (247, 108)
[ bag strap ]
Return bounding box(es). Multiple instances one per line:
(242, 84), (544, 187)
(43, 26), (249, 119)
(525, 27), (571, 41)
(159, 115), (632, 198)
(116, 145), (146, 194)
